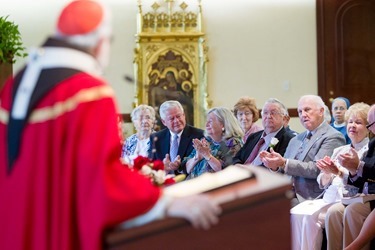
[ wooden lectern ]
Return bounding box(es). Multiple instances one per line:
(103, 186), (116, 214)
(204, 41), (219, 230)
(104, 167), (292, 250)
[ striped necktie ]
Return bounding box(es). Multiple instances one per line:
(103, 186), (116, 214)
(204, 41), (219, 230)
(294, 132), (312, 160)
(170, 134), (179, 161)
(245, 137), (265, 164)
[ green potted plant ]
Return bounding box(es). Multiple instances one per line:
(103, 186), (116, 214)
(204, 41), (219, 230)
(0, 15), (27, 63)
(0, 15), (27, 89)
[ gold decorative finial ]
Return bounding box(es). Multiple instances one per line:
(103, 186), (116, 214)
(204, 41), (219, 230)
(180, 2), (188, 11)
(151, 2), (160, 11)
(139, 0), (203, 33)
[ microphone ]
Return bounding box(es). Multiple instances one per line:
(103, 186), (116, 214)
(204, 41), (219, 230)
(124, 75), (134, 83)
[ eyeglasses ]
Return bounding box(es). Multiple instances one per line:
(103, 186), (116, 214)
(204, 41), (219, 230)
(366, 121), (375, 129)
(261, 110), (283, 117)
(237, 111), (253, 117)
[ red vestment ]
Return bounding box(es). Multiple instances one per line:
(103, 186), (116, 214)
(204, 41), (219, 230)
(0, 72), (161, 250)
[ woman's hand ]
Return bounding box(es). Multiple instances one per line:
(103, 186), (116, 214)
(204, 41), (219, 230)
(316, 156), (339, 175)
(198, 138), (211, 160)
(337, 148), (360, 175)
(193, 138), (211, 160)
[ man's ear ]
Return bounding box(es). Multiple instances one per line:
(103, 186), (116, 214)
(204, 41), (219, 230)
(94, 37), (111, 68)
(316, 106), (324, 117)
(161, 119), (167, 127)
(92, 37), (104, 56)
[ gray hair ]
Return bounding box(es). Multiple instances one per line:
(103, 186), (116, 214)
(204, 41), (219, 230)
(131, 104), (156, 122)
(324, 105), (332, 123)
(206, 107), (244, 140)
(299, 95), (325, 109)
(262, 98), (288, 116)
(159, 100), (184, 120)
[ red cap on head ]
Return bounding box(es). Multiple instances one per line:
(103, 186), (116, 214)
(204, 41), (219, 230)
(57, 0), (104, 35)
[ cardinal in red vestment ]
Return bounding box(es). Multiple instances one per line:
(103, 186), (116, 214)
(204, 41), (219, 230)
(0, 1), (220, 250)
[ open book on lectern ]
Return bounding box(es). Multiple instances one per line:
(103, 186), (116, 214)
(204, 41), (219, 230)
(164, 165), (255, 197)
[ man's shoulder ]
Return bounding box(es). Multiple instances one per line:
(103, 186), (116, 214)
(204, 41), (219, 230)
(184, 125), (204, 136)
(278, 127), (296, 141)
(65, 72), (106, 88)
(242, 130), (263, 145)
(248, 130), (263, 139)
(322, 123), (346, 140)
(288, 132), (304, 144)
(151, 128), (169, 137)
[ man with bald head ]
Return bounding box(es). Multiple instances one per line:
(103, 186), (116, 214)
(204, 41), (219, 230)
(260, 95), (346, 205)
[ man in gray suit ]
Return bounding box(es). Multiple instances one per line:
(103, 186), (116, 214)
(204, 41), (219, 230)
(260, 95), (346, 205)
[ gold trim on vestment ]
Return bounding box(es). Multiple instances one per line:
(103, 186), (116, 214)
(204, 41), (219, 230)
(0, 107), (8, 124)
(0, 85), (114, 125)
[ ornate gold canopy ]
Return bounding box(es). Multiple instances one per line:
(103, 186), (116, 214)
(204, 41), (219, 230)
(133, 0), (210, 129)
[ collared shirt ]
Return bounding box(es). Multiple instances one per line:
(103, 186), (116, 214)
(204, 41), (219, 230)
(169, 130), (183, 152)
(252, 126), (283, 166)
(284, 121), (325, 171)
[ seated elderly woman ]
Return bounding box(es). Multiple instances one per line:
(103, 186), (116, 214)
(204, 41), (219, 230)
(121, 104), (156, 164)
(291, 102), (370, 250)
(233, 96), (263, 143)
(184, 107), (243, 179)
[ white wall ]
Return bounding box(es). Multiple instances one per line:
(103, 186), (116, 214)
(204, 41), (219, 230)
(1, 0), (317, 133)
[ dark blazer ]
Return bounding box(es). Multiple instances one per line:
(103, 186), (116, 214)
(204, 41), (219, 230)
(348, 138), (375, 194)
(149, 125), (204, 172)
(232, 127), (295, 167)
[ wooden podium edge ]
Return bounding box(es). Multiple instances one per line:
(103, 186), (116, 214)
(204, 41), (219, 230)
(104, 177), (291, 249)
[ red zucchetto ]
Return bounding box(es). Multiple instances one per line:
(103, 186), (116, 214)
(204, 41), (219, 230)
(57, 0), (104, 35)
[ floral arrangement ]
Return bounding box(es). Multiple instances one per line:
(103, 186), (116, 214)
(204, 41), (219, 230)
(269, 137), (279, 149)
(132, 156), (185, 186)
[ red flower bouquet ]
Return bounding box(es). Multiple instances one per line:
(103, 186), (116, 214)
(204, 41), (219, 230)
(131, 156), (185, 186)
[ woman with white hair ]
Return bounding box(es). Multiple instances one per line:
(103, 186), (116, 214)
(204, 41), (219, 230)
(184, 107), (243, 179)
(121, 104), (156, 164)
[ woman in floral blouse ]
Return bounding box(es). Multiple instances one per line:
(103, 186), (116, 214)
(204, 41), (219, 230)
(184, 107), (243, 179)
(121, 105), (156, 164)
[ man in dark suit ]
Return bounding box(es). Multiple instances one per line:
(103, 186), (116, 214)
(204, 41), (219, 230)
(149, 100), (204, 174)
(233, 98), (295, 168)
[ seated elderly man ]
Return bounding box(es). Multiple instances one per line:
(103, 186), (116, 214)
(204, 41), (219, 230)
(149, 100), (204, 174)
(233, 98), (295, 168)
(260, 95), (346, 206)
